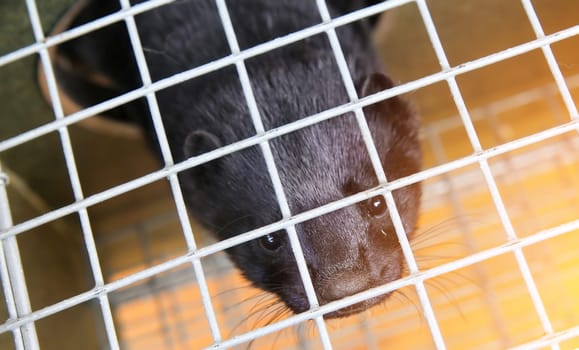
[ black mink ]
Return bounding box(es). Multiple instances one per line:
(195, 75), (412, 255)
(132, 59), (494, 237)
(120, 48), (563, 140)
(48, 0), (422, 318)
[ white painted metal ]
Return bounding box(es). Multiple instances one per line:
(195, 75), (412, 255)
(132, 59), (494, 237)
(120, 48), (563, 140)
(0, 0), (577, 348)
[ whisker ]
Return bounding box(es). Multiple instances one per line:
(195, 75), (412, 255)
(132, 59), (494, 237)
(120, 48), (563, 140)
(222, 290), (272, 317)
(413, 217), (463, 240)
(246, 304), (290, 349)
(391, 288), (423, 323)
(214, 283), (255, 297)
(413, 240), (468, 251)
(424, 278), (466, 320)
(441, 269), (479, 289)
(265, 305), (287, 327)
(414, 254), (463, 269)
(411, 213), (487, 249)
(228, 296), (280, 336)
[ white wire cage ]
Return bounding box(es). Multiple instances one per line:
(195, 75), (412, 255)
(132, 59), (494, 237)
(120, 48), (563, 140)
(0, 0), (578, 349)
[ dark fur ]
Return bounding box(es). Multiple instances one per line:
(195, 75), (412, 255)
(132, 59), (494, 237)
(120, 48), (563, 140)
(56, 0), (421, 318)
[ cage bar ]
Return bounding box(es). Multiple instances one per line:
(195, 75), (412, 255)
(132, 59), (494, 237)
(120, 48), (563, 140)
(23, 0), (122, 347)
(214, 0), (333, 347)
(425, 128), (512, 345)
(316, 0), (446, 348)
(0, 118), (576, 251)
(1, 208), (575, 341)
(0, 165), (35, 350)
(415, 1), (558, 346)
(520, 0), (578, 123)
(0, 0), (577, 348)
(1, 8), (577, 154)
(117, 0), (223, 342)
(509, 325), (579, 350)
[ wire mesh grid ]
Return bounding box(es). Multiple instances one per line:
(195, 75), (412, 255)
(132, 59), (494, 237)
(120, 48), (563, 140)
(0, 0), (578, 349)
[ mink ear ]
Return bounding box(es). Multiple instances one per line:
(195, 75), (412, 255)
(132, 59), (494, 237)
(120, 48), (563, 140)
(183, 130), (221, 159)
(182, 130), (222, 184)
(359, 73), (421, 180)
(360, 72), (395, 97)
(359, 73), (406, 114)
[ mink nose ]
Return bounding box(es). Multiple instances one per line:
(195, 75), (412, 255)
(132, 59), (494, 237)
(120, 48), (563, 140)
(314, 245), (402, 303)
(318, 270), (371, 302)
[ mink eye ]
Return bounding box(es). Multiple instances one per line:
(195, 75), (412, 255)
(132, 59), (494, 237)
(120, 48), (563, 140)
(259, 233), (284, 251)
(366, 195), (387, 218)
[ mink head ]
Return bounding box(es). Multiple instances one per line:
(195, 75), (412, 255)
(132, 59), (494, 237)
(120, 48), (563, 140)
(178, 72), (421, 318)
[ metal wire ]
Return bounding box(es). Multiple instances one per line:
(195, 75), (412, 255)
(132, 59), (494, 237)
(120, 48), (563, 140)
(0, 0), (577, 349)
(214, 0), (333, 347)
(1, 119), (576, 246)
(520, 0), (578, 124)
(416, 1), (557, 347)
(24, 0), (121, 347)
(117, 0), (223, 342)
(1, 8), (577, 153)
(0, 165), (29, 350)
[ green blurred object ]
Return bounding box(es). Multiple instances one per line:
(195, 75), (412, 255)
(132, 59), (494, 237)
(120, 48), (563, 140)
(0, 0), (76, 208)
(0, 2), (104, 348)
